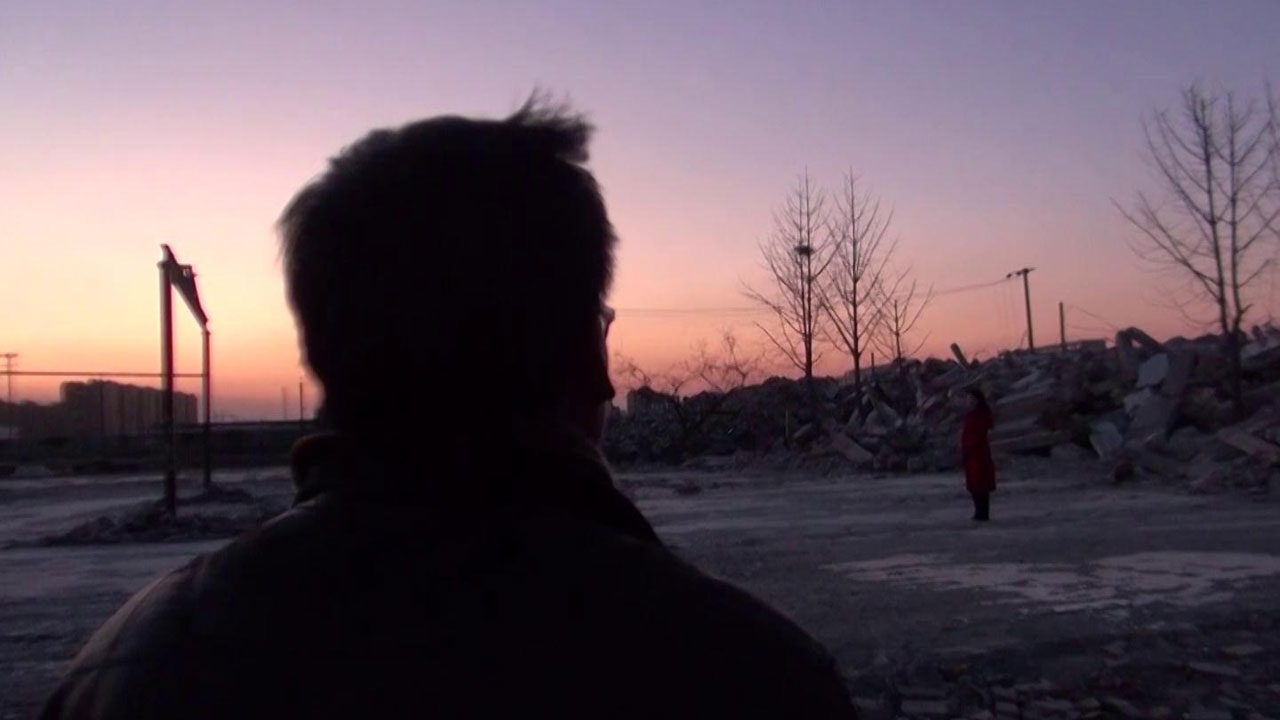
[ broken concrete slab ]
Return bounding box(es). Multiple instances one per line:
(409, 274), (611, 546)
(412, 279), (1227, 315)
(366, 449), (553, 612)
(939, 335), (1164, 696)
(1127, 445), (1186, 479)
(851, 697), (890, 720)
(1102, 697), (1144, 720)
(1137, 353), (1170, 388)
(994, 701), (1019, 718)
(899, 685), (949, 700)
(1115, 335), (1140, 385)
(996, 386), (1056, 419)
(1124, 389), (1155, 417)
(874, 402), (903, 428)
(1124, 326), (1166, 354)
(1217, 426), (1280, 465)
(792, 423), (818, 444)
(1222, 643), (1263, 658)
(829, 431), (873, 464)
(1187, 661), (1242, 679)
(1090, 422), (1124, 460)
(1182, 389), (1235, 433)
(1128, 393), (1179, 443)
(900, 699), (951, 717)
(1184, 706), (1232, 720)
(1167, 426), (1211, 462)
(1162, 351), (1196, 397)
(1050, 443), (1091, 462)
(991, 428), (1072, 454)
(1010, 370), (1047, 393)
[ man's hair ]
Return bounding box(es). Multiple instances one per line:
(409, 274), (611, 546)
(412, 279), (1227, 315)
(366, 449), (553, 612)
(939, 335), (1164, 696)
(279, 97), (615, 431)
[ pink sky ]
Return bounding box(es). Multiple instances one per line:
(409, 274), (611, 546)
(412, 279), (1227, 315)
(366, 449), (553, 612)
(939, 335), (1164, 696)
(2, 1), (1278, 419)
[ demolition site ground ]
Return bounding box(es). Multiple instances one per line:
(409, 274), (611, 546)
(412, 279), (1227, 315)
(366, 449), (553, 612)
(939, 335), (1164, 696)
(2, 466), (1279, 719)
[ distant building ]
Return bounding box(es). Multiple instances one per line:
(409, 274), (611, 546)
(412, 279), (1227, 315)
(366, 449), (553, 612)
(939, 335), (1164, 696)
(0, 381), (197, 445)
(60, 380), (197, 438)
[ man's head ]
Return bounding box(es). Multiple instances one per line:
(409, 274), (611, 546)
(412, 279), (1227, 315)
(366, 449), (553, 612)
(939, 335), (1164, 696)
(279, 97), (616, 443)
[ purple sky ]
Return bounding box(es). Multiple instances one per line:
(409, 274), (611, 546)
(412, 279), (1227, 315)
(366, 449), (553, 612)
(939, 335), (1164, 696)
(2, 1), (1278, 418)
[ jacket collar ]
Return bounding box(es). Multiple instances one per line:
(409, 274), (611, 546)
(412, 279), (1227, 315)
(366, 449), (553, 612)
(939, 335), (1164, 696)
(289, 430), (661, 546)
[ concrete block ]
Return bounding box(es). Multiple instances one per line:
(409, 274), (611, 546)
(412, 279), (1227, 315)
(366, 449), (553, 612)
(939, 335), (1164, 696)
(1217, 426), (1280, 465)
(1090, 422), (1124, 460)
(1124, 389), (1155, 417)
(1161, 351), (1196, 397)
(996, 386), (1056, 419)
(1129, 393), (1179, 442)
(991, 428), (1072, 454)
(1137, 354), (1170, 388)
(829, 431), (874, 464)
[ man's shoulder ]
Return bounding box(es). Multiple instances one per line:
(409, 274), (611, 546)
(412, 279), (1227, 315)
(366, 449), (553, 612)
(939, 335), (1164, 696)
(553, 521), (849, 711)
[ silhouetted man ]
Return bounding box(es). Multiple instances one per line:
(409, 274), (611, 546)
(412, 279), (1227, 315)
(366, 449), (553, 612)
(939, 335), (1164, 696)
(41, 98), (854, 719)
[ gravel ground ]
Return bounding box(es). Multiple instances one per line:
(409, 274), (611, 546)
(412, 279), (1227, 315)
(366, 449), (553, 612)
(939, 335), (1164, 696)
(1, 463), (1277, 718)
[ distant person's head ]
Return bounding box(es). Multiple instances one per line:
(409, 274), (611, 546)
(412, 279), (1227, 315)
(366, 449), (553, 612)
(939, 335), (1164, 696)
(279, 95), (616, 445)
(966, 387), (990, 415)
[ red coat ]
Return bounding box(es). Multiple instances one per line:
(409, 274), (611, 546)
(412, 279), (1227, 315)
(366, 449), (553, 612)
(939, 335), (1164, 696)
(961, 406), (996, 494)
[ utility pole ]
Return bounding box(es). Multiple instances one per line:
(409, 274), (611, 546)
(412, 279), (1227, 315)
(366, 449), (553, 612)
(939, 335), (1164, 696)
(1006, 267), (1036, 351)
(2, 353), (16, 449)
(202, 328), (212, 491)
(159, 253), (177, 517)
(281, 387), (288, 421)
(1059, 302), (1066, 352)
(298, 379), (305, 426)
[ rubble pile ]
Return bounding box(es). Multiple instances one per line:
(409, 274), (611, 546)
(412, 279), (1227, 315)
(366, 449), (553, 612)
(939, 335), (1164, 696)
(31, 494), (290, 547)
(604, 324), (1280, 489)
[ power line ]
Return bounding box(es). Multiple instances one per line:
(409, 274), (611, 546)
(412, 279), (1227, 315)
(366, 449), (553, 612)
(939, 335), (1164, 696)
(1066, 304), (1119, 332)
(931, 276), (1015, 298)
(615, 275), (1016, 316)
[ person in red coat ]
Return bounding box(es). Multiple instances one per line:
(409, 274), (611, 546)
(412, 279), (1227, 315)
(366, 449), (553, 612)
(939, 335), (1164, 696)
(961, 387), (996, 521)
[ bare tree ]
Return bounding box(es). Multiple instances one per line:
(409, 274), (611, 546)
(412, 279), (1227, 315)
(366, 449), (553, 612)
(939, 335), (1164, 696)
(1117, 85), (1280, 414)
(822, 172), (896, 396)
(614, 334), (761, 461)
(745, 171), (836, 394)
(875, 268), (933, 363)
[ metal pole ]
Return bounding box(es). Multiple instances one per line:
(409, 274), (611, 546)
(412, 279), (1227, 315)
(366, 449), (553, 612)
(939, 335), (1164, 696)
(2, 353), (14, 452)
(160, 255), (177, 516)
(202, 329), (212, 491)
(1059, 302), (1066, 352)
(298, 379), (305, 427)
(1022, 271), (1034, 351)
(1007, 268), (1036, 351)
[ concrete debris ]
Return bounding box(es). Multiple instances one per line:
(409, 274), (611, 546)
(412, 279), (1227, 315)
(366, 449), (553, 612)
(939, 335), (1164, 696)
(1127, 445), (1186, 479)
(1185, 706), (1234, 720)
(1090, 422), (1124, 461)
(1222, 643), (1264, 658)
(899, 699), (951, 717)
(899, 685), (949, 700)
(1162, 351), (1196, 397)
(1102, 697), (1145, 720)
(1218, 422), (1280, 466)
(1187, 661), (1242, 679)
(1123, 389), (1154, 417)
(1137, 353), (1170, 388)
(792, 422), (819, 445)
(827, 431), (874, 465)
(1050, 443), (1090, 462)
(602, 323), (1280, 490)
(1128, 393), (1179, 444)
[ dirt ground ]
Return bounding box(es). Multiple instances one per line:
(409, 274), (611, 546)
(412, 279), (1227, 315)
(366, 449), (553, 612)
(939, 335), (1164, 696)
(2, 464), (1278, 719)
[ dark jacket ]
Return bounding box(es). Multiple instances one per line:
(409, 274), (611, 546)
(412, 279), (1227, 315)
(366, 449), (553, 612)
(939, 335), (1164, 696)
(42, 433), (853, 719)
